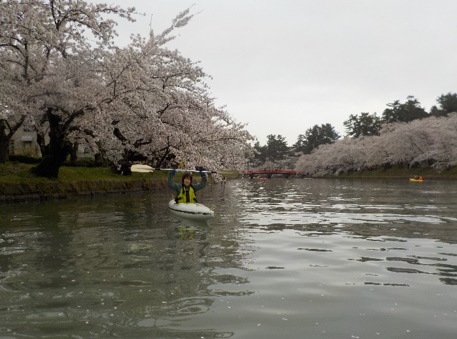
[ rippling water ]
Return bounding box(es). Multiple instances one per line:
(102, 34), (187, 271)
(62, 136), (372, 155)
(1, 178), (456, 338)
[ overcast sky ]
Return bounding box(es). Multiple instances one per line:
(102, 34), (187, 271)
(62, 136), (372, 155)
(92, 0), (457, 145)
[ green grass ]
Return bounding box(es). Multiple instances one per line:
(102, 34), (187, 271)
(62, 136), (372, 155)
(0, 162), (244, 200)
(0, 162), (166, 183)
(0, 162), (41, 183)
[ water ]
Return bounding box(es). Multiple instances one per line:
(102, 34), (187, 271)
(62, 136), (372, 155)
(1, 178), (456, 338)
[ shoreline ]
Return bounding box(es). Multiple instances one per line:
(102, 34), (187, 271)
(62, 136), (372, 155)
(2, 175), (456, 204)
(0, 163), (238, 203)
(1, 163), (456, 203)
(0, 179), (168, 203)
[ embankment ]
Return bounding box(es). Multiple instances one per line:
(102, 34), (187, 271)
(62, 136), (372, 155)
(0, 179), (168, 203)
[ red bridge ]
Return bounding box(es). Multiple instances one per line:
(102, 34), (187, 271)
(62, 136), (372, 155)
(242, 169), (303, 179)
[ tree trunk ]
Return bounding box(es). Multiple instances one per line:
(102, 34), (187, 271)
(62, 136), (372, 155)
(1, 120), (17, 163)
(32, 146), (71, 178)
(32, 110), (72, 178)
(0, 138), (9, 163)
(69, 142), (78, 165)
(36, 131), (48, 158)
(0, 119), (9, 162)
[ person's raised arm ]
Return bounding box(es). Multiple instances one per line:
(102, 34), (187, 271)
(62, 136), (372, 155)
(167, 169), (179, 191)
(193, 170), (207, 191)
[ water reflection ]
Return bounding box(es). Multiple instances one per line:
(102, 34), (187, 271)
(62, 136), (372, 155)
(1, 179), (457, 338)
(233, 178), (457, 291)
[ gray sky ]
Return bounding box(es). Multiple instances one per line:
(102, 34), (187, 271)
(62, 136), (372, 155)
(93, 0), (457, 145)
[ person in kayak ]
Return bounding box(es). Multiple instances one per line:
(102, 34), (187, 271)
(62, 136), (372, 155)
(168, 169), (207, 203)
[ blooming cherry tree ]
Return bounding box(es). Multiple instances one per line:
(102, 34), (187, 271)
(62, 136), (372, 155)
(295, 114), (457, 176)
(0, 0), (136, 176)
(1, 1), (253, 177)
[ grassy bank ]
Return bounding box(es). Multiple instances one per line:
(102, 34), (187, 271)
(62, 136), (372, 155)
(0, 162), (239, 202)
(0, 162), (165, 202)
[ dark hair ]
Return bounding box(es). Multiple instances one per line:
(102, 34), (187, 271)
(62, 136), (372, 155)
(181, 172), (192, 184)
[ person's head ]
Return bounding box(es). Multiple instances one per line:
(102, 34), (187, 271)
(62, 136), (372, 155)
(182, 172), (192, 187)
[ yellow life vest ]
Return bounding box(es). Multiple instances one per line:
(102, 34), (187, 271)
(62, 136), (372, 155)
(176, 186), (197, 203)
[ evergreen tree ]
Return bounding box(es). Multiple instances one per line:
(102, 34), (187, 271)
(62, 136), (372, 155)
(344, 112), (382, 138)
(294, 124), (340, 155)
(430, 92), (457, 117)
(253, 141), (267, 166)
(265, 134), (289, 162)
(382, 96), (428, 123)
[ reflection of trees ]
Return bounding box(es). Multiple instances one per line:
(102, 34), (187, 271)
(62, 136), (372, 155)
(295, 223), (457, 287)
(236, 177), (457, 288)
(114, 219), (251, 337)
(342, 222), (457, 245)
(0, 192), (252, 338)
(313, 223), (457, 287)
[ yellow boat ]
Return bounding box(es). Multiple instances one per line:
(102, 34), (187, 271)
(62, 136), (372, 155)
(409, 177), (424, 182)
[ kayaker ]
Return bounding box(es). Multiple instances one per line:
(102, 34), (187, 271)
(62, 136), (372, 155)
(168, 169), (207, 203)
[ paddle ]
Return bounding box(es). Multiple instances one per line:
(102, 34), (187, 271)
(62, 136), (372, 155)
(155, 167), (217, 174)
(131, 164), (215, 174)
(131, 164), (232, 176)
(130, 164), (155, 173)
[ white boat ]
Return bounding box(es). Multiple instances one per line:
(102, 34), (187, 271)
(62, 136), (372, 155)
(168, 199), (215, 220)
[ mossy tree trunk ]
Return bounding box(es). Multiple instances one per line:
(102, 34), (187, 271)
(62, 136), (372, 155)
(32, 109), (75, 178)
(0, 135), (9, 163)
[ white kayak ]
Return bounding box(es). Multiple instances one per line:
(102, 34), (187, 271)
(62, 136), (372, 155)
(168, 199), (215, 220)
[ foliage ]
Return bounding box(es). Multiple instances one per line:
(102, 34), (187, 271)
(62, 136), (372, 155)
(344, 94), (457, 139)
(249, 125), (340, 170)
(262, 135), (289, 161)
(292, 124), (340, 155)
(381, 96), (428, 124)
(430, 92), (457, 117)
(2, 1), (455, 177)
(343, 112), (382, 138)
(295, 114), (457, 177)
(0, 0), (252, 177)
(251, 134), (296, 169)
(251, 141), (267, 166)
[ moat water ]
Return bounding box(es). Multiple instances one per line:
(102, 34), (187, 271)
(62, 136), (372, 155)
(1, 178), (456, 338)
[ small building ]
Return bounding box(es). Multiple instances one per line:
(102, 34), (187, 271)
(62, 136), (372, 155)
(10, 126), (92, 159)
(9, 127), (40, 157)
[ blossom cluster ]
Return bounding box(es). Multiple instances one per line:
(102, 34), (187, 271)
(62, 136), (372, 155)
(0, 0), (253, 175)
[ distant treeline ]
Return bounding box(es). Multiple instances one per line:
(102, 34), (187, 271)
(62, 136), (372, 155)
(250, 93), (457, 173)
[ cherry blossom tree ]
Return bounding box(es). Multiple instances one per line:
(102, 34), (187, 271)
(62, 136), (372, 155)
(85, 21), (253, 171)
(1, 1), (253, 177)
(295, 114), (457, 176)
(408, 114), (457, 169)
(94, 19), (253, 172)
(0, 0), (136, 176)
